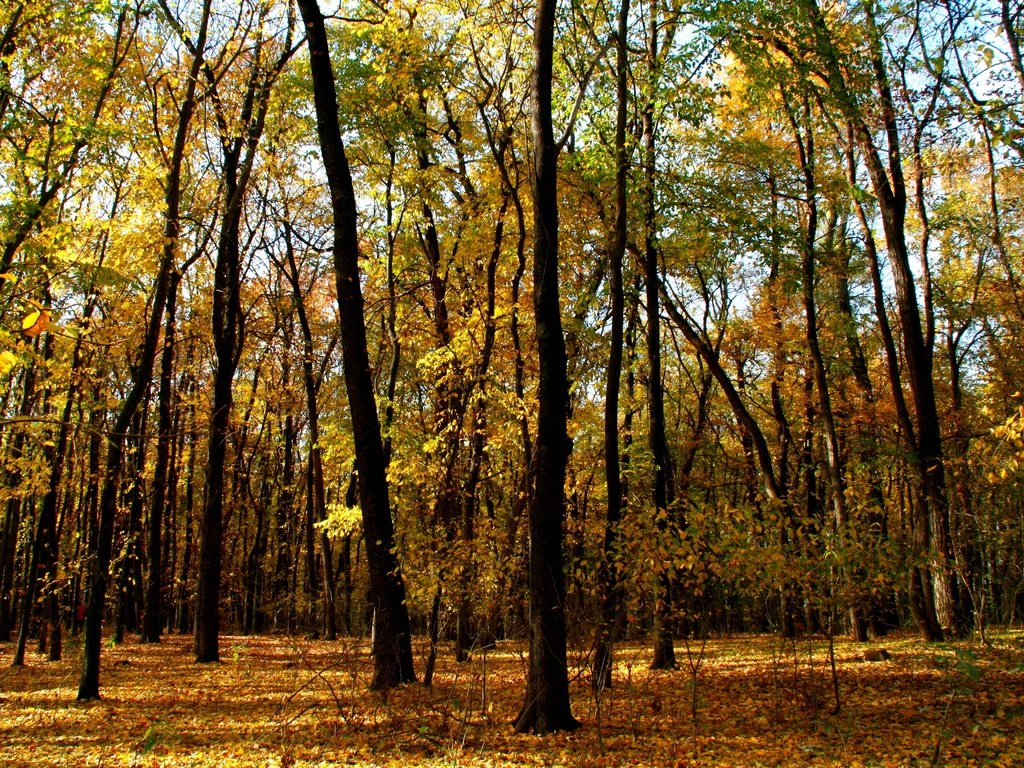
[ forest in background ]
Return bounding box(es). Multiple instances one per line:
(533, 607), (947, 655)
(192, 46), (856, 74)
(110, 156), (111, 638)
(1, 0), (1024, 731)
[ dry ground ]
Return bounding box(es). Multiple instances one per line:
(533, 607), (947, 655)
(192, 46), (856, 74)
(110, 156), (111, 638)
(1, 629), (1022, 766)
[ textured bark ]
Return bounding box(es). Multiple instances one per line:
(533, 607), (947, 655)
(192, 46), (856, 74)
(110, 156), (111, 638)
(513, 0), (579, 735)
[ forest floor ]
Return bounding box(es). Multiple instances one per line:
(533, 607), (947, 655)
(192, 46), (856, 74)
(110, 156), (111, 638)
(1, 628), (1023, 767)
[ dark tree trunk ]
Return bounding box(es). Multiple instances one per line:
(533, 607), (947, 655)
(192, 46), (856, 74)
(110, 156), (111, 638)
(513, 0), (579, 735)
(594, 0), (630, 692)
(76, 7), (190, 694)
(194, 12), (290, 661)
(643, 2), (678, 671)
(142, 267), (183, 643)
(298, 0), (414, 690)
(193, 110), (246, 661)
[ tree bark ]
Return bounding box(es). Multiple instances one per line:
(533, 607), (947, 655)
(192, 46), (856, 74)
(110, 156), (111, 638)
(194, 8), (291, 662)
(513, 0), (579, 734)
(594, 0), (630, 692)
(297, 0), (415, 690)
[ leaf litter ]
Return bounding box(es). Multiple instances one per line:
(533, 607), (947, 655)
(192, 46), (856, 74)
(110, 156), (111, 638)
(1, 630), (1022, 766)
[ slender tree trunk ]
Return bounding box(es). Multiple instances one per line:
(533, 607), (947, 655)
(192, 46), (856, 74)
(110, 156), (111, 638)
(142, 267), (182, 643)
(783, 93), (866, 640)
(76, 6), (191, 692)
(804, 0), (949, 641)
(176, 388), (197, 635)
(115, 407), (148, 642)
(13, 332), (59, 664)
(275, 407), (296, 631)
(297, 0), (414, 690)
(642, 1), (679, 670)
(279, 221), (335, 640)
(194, 13), (291, 660)
(78, 273), (171, 699)
(1, 359), (42, 643)
(594, 0), (630, 692)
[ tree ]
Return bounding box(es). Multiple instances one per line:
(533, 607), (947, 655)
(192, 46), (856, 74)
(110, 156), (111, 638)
(185, 0), (294, 663)
(513, 0), (580, 735)
(76, 4), (165, 703)
(593, 0), (630, 692)
(297, 0), (415, 690)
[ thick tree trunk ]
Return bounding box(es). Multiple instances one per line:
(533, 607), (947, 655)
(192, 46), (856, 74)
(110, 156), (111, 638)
(513, 0), (579, 735)
(194, 184), (242, 664)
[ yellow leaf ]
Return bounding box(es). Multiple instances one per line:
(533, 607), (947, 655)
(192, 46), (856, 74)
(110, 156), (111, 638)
(0, 350), (16, 375)
(21, 309), (50, 338)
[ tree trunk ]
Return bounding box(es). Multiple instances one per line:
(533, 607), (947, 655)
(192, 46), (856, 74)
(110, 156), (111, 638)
(176, 388), (198, 635)
(12, 329), (61, 665)
(643, 1), (679, 671)
(78, 277), (171, 697)
(142, 267), (183, 643)
(802, 0), (949, 641)
(76, 4), (194, 692)
(594, 0), (630, 692)
(513, 0), (579, 734)
(783, 93), (867, 640)
(297, 0), (415, 690)
(194, 11), (290, 660)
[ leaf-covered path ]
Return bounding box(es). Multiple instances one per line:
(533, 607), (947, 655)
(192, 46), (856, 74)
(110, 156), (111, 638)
(1, 632), (1022, 766)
